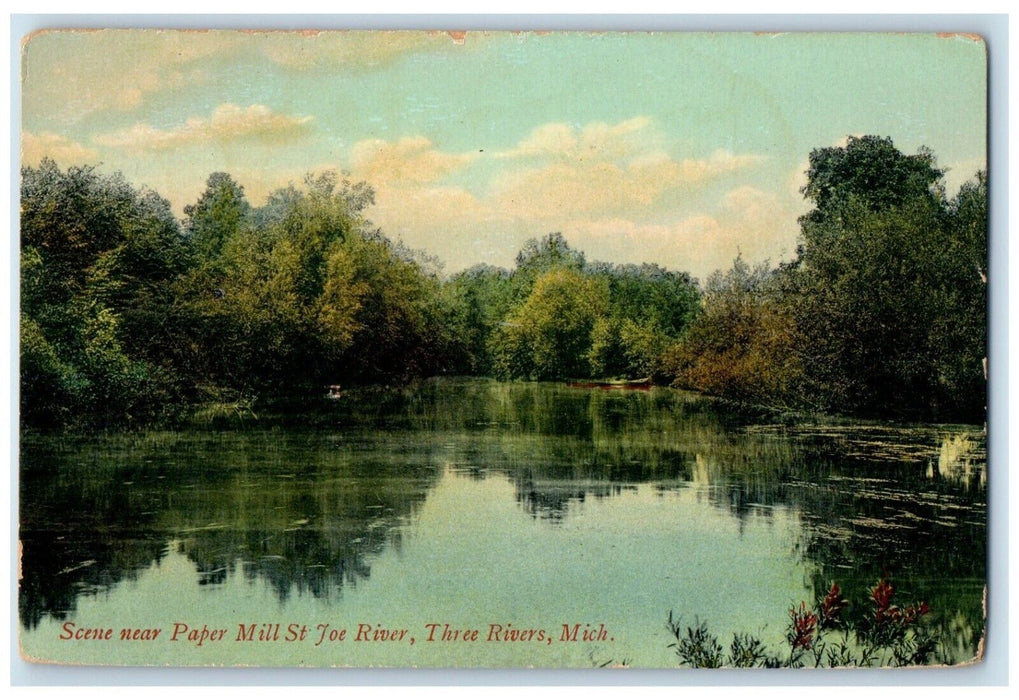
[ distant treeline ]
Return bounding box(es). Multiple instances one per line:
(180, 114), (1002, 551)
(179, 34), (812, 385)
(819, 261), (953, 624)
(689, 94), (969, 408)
(20, 136), (986, 428)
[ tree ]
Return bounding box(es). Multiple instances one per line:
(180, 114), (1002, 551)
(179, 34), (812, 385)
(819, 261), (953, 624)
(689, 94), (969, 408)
(175, 171), (383, 393)
(590, 262), (700, 337)
(20, 316), (79, 427)
(514, 231), (586, 275)
(21, 160), (138, 307)
(509, 232), (587, 305)
(183, 172), (250, 264)
(261, 171), (374, 301)
(316, 233), (448, 382)
(20, 160), (190, 426)
(439, 264), (517, 375)
(661, 256), (801, 405)
(791, 137), (985, 418)
(588, 316), (628, 378)
(586, 262), (701, 379)
(799, 135), (944, 225)
(936, 171), (987, 417)
(492, 268), (609, 381)
(949, 170), (988, 281)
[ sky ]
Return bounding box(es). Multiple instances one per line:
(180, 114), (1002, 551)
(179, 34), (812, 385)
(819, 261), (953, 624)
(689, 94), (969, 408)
(20, 30), (987, 281)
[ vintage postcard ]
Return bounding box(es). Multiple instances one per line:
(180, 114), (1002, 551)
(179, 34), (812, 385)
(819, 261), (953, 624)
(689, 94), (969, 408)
(17, 29), (988, 669)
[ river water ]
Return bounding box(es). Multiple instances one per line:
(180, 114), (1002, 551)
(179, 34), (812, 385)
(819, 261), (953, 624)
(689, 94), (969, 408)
(18, 379), (986, 668)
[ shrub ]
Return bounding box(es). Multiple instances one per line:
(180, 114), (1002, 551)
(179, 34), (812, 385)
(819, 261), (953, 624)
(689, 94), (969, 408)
(668, 576), (939, 668)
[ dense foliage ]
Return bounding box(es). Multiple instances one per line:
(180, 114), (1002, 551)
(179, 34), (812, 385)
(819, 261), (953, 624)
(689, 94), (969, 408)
(664, 136), (986, 420)
(20, 135), (986, 428)
(21, 162), (191, 427)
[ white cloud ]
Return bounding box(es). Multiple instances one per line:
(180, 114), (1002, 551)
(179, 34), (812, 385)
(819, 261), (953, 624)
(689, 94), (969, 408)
(23, 30), (484, 124)
(21, 131), (99, 167)
(942, 157), (986, 197)
(362, 181), (526, 272)
(497, 116), (653, 161)
(361, 177), (799, 281)
(673, 150), (765, 182)
(489, 148), (764, 218)
(539, 184), (802, 281)
(499, 122), (578, 159)
(94, 104), (313, 152)
(556, 216), (730, 282)
(339, 124), (772, 277)
(715, 185), (802, 268)
(722, 185), (779, 222)
(349, 136), (476, 185)
(480, 118), (765, 219)
(788, 158), (810, 199)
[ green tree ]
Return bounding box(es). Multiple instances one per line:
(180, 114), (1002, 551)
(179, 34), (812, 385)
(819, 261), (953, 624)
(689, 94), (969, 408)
(183, 172), (251, 265)
(440, 264), (516, 375)
(587, 261), (701, 379)
(316, 233), (449, 382)
(19, 316), (79, 427)
(588, 316), (628, 378)
(21, 160), (192, 427)
(492, 268), (609, 380)
(788, 137), (986, 418)
(175, 171), (381, 394)
(589, 262), (700, 337)
(661, 256), (801, 405)
(619, 319), (673, 379)
(934, 171), (987, 417)
(514, 231), (586, 275)
(800, 135), (944, 224)
(21, 160), (138, 311)
(509, 232), (587, 304)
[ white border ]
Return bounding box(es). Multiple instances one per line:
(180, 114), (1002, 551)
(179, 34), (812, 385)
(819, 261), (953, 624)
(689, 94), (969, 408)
(4, 11), (1010, 690)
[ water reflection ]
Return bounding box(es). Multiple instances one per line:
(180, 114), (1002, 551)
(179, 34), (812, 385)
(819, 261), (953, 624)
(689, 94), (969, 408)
(20, 431), (441, 627)
(20, 379), (986, 662)
(512, 476), (636, 521)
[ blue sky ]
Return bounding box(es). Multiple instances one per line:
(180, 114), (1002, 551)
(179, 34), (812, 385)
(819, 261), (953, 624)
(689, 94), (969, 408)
(21, 30), (986, 280)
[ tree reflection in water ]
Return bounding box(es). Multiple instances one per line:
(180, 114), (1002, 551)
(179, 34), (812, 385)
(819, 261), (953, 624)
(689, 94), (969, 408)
(19, 379), (985, 662)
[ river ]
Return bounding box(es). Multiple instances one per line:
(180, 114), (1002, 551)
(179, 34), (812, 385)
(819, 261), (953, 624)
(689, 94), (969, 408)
(18, 378), (986, 668)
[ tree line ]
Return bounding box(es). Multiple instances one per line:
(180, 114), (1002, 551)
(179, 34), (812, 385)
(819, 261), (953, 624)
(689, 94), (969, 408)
(20, 136), (986, 428)
(663, 137), (986, 419)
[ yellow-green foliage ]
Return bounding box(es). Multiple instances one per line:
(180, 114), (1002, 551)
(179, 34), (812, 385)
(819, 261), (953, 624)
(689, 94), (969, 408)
(492, 268), (609, 380)
(20, 136), (986, 427)
(662, 256), (802, 407)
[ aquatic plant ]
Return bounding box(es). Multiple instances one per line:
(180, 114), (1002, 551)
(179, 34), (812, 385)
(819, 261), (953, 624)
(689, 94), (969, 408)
(668, 576), (941, 668)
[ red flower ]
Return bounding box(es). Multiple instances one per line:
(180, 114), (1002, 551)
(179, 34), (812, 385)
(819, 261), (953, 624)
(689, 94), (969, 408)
(789, 601), (818, 650)
(900, 601), (931, 626)
(871, 578), (898, 626)
(819, 582), (849, 628)
(871, 578), (930, 628)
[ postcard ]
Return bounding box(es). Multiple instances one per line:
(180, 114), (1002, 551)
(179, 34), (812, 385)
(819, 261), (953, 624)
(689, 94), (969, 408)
(17, 28), (988, 669)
